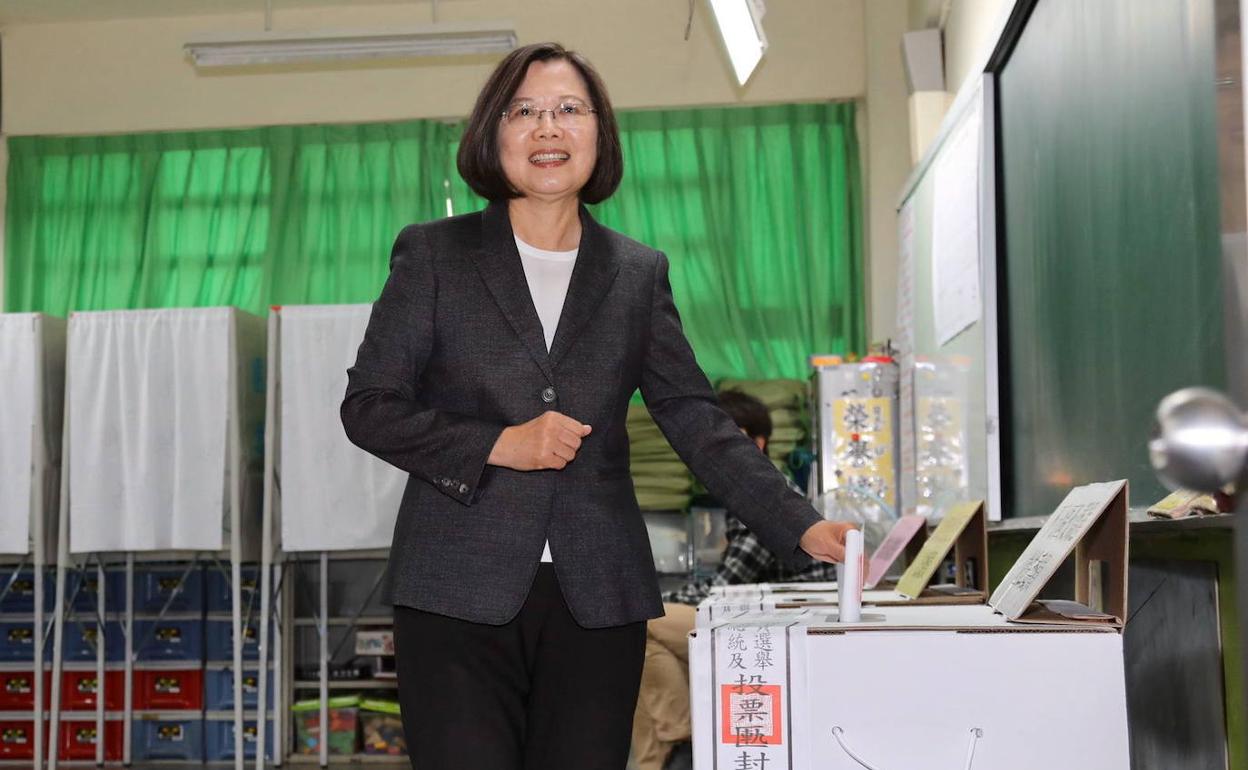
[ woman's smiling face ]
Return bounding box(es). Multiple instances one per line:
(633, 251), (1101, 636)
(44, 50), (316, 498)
(498, 58), (599, 204)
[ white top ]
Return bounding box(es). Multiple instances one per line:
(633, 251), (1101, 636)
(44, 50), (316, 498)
(515, 235), (579, 563)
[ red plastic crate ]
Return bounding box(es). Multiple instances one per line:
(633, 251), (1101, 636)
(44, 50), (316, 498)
(61, 670), (124, 711)
(58, 718), (123, 762)
(0, 670), (50, 710)
(134, 668), (204, 711)
(0, 720), (46, 760)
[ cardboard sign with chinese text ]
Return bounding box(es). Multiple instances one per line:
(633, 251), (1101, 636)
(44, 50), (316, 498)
(712, 619), (794, 769)
(989, 480), (1128, 625)
(895, 500), (985, 599)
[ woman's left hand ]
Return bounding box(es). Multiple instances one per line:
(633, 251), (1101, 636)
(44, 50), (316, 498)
(798, 520), (858, 563)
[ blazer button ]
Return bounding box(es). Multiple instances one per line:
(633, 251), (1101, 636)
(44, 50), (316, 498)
(458, 483), (469, 494)
(541, 386), (557, 403)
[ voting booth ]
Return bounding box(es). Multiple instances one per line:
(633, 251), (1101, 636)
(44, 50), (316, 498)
(691, 481), (1131, 769)
(0, 313), (65, 770)
(255, 304), (408, 767)
(50, 307), (265, 769)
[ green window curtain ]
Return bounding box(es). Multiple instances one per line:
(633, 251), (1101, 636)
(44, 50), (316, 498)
(7, 103), (864, 381)
(599, 102), (865, 381)
(5, 122), (457, 316)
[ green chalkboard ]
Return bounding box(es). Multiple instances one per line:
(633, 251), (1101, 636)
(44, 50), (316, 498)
(997, 0), (1226, 517)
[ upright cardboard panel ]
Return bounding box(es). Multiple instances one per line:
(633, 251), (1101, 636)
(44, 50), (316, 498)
(990, 480), (1128, 624)
(895, 501), (985, 598)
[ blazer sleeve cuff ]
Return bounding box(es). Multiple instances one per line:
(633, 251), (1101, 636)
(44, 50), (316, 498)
(431, 419), (506, 505)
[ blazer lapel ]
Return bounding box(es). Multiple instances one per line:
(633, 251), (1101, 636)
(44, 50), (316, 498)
(548, 207), (622, 369)
(470, 202), (554, 383)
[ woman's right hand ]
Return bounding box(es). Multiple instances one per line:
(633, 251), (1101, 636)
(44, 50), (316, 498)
(488, 411), (592, 471)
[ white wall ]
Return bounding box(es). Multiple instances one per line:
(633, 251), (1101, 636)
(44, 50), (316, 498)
(941, 0), (1009, 99)
(862, 0), (912, 344)
(1, 0), (864, 135)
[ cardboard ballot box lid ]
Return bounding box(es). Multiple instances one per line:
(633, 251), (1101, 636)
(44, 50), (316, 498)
(702, 603), (1119, 636)
(989, 480), (1129, 628)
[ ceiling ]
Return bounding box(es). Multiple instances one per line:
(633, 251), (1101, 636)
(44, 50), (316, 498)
(0, 0), (429, 25)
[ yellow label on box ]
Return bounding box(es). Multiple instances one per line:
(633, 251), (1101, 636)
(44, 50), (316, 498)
(831, 397), (896, 506)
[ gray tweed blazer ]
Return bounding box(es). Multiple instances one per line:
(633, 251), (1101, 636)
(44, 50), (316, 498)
(341, 201), (820, 628)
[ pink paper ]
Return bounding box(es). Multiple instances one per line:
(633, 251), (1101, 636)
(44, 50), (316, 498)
(865, 515), (927, 589)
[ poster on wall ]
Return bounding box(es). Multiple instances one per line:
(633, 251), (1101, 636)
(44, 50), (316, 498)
(931, 103), (982, 346)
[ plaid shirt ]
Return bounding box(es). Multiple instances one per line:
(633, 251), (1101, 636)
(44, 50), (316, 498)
(662, 513), (840, 606)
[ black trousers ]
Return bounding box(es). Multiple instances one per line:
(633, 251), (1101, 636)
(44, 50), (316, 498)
(393, 565), (647, 770)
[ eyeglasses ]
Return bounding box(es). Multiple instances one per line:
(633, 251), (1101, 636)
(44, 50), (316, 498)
(500, 100), (598, 127)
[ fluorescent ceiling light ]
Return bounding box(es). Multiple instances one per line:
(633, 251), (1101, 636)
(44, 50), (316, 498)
(707, 0), (768, 86)
(185, 21), (516, 68)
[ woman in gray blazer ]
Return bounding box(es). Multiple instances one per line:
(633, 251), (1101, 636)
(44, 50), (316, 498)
(341, 41), (855, 770)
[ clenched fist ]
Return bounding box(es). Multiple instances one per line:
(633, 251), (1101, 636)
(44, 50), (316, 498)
(798, 520), (859, 564)
(488, 411), (592, 471)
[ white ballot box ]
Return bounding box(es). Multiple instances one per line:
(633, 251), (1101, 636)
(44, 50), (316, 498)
(690, 604), (1129, 770)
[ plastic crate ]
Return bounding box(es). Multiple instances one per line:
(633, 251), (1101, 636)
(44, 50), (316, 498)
(133, 619), (205, 662)
(0, 670), (48, 710)
(205, 566), (260, 613)
(137, 567), (204, 613)
(63, 620), (125, 662)
(0, 720), (40, 760)
(67, 570), (125, 612)
(292, 696), (359, 756)
(0, 623), (36, 662)
(205, 619), (266, 662)
(204, 714), (272, 762)
(134, 669), (204, 711)
(131, 715), (204, 762)
(0, 571), (53, 612)
(58, 718), (123, 761)
(205, 668), (271, 711)
(360, 699), (406, 756)
(61, 670), (124, 711)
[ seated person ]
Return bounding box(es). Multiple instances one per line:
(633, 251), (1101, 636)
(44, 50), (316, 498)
(631, 389), (838, 770)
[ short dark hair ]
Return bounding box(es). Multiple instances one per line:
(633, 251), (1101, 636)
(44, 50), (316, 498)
(457, 42), (623, 204)
(718, 390), (772, 443)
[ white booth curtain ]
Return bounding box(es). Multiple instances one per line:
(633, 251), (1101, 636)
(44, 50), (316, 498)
(68, 308), (240, 553)
(278, 305), (405, 551)
(0, 314), (39, 554)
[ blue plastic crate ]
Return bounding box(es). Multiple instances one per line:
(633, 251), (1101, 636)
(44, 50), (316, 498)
(67, 570), (125, 612)
(0, 571), (53, 612)
(131, 716), (204, 762)
(204, 668), (272, 711)
(205, 619), (267, 662)
(137, 567), (204, 613)
(133, 619), (205, 663)
(204, 566), (260, 613)
(0, 623), (35, 662)
(203, 715), (272, 762)
(63, 620), (124, 663)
